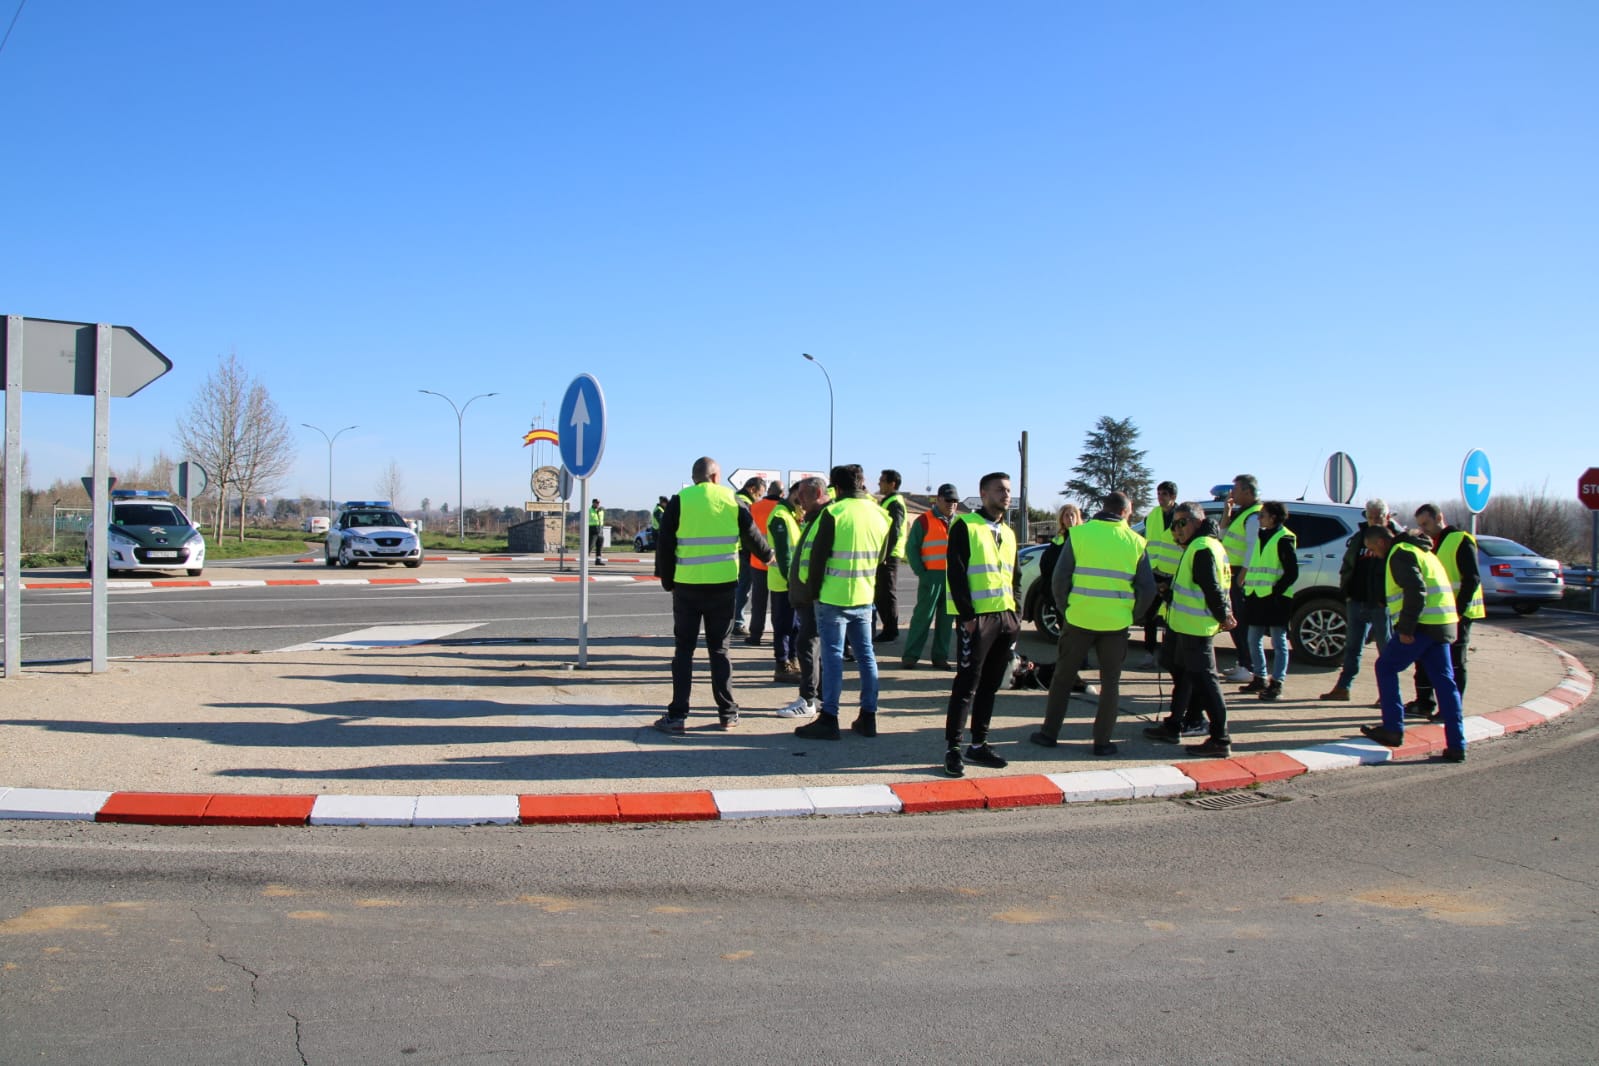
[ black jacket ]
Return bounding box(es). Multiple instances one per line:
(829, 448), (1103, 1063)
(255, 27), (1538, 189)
(1339, 518), (1403, 604)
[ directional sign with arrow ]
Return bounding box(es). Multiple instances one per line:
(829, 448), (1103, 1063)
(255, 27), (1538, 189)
(2, 316), (172, 397)
(558, 374), (606, 479)
(1461, 448), (1493, 515)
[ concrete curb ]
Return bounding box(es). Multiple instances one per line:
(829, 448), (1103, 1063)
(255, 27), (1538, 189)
(0, 646), (1588, 828)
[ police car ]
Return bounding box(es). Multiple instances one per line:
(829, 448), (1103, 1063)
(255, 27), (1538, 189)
(323, 501), (422, 568)
(87, 489), (206, 577)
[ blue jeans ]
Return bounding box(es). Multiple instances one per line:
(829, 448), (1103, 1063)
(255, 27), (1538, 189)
(1247, 625), (1289, 682)
(816, 603), (878, 719)
(1335, 600), (1390, 690)
(1375, 631), (1465, 752)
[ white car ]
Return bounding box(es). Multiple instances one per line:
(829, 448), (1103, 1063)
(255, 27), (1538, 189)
(87, 489), (207, 577)
(324, 501), (422, 568)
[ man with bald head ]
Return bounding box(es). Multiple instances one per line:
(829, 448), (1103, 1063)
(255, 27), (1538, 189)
(653, 457), (772, 734)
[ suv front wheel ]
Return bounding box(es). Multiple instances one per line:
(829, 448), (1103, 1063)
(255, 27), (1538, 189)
(1289, 596), (1347, 667)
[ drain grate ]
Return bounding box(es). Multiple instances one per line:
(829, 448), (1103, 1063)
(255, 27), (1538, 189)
(1185, 790), (1285, 811)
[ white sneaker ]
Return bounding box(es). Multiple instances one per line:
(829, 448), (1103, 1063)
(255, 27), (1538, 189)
(777, 698), (816, 719)
(1223, 665), (1253, 683)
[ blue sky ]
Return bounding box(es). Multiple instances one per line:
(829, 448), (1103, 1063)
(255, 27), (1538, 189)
(3, 2), (1595, 516)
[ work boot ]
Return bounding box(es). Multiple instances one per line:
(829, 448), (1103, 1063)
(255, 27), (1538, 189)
(850, 713), (877, 738)
(1238, 677), (1266, 694)
(1259, 680), (1283, 702)
(1318, 686), (1351, 702)
(794, 715), (841, 740)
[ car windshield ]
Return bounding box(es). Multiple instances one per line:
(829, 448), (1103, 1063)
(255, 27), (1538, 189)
(114, 505), (187, 526)
(1479, 537), (1538, 558)
(345, 511), (405, 528)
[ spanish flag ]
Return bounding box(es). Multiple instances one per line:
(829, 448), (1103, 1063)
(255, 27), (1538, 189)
(523, 428), (559, 447)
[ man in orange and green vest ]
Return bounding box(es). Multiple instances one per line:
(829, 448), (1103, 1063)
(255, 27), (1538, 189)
(942, 472), (1020, 777)
(902, 483), (958, 671)
(653, 457), (772, 734)
(1029, 491), (1156, 756)
(1359, 524), (1465, 761)
(1408, 502), (1484, 718)
(742, 480), (784, 648)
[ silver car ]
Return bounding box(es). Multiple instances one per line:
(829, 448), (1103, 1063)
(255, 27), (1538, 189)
(1477, 535), (1564, 614)
(324, 501), (423, 569)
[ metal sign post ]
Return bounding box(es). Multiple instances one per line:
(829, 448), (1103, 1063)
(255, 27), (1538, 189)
(2, 318), (21, 678)
(558, 375), (607, 668)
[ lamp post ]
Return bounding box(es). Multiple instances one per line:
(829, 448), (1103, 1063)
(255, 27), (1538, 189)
(302, 423), (358, 515)
(802, 353), (833, 473)
(419, 389), (498, 541)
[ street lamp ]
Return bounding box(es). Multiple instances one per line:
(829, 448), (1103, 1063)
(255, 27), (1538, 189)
(302, 423), (358, 514)
(802, 353), (833, 473)
(419, 389), (498, 541)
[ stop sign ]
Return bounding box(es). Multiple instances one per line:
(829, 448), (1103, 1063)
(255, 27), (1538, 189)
(1581, 467), (1599, 510)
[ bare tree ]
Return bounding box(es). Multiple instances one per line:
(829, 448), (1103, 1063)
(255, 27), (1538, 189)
(376, 460), (405, 509)
(176, 353), (295, 540)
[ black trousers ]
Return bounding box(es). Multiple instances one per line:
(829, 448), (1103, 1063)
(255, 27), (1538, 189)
(668, 582), (737, 717)
(589, 526), (603, 559)
(1166, 631), (1228, 741)
(795, 602), (820, 702)
(1413, 617), (1472, 706)
(944, 610), (1019, 747)
(746, 568), (770, 638)
(874, 558), (901, 635)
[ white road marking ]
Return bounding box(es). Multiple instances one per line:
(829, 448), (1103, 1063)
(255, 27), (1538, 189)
(279, 623), (486, 651)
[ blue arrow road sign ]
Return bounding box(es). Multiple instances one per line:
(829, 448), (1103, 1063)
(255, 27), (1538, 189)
(1461, 448), (1492, 514)
(558, 374), (606, 479)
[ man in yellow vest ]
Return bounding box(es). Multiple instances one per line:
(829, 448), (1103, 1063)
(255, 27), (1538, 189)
(1142, 502), (1238, 755)
(1137, 480), (1181, 669)
(1238, 500), (1299, 701)
(653, 457), (772, 734)
(1028, 491), (1156, 756)
(763, 481), (803, 682)
(774, 477), (829, 719)
(901, 483), (958, 670)
(1408, 502), (1484, 718)
(941, 472), (1020, 776)
(1220, 474), (1262, 682)
(873, 469), (909, 643)
(1358, 524), (1465, 761)
(588, 499), (606, 565)
(794, 464), (891, 741)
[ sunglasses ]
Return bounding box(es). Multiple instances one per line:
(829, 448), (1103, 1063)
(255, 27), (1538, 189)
(1172, 518), (1191, 528)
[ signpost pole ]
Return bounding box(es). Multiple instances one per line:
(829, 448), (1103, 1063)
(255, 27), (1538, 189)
(90, 325), (113, 673)
(577, 476), (589, 668)
(1591, 511), (1597, 615)
(3, 317), (23, 678)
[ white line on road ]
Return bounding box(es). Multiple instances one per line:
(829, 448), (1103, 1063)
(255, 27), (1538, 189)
(279, 623), (488, 651)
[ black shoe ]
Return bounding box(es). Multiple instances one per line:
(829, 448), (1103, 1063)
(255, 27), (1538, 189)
(1440, 748), (1466, 763)
(965, 743), (1008, 769)
(1092, 742), (1118, 757)
(795, 715), (841, 740)
(1259, 680), (1282, 702)
(943, 747), (965, 777)
(1360, 723), (1404, 747)
(900, 658), (918, 669)
(1186, 737), (1232, 758)
(872, 631), (899, 644)
(1028, 730), (1058, 748)
(932, 659), (952, 671)
(732, 623), (749, 637)
(743, 635), (763, 647)
(653, 715), (686, 736)
(850, 713), (877, 738)
(1404, 699), (1436, 720)
(718, 710), (740, 729)
(1238, 678), (1266, 694)
(1143, 723), (1181, 743)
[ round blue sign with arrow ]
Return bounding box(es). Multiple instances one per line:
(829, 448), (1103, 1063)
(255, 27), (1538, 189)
(1461, 448), (1492, 514)
(558, 374), (606, 479)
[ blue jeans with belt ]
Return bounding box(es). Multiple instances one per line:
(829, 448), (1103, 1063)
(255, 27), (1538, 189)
(816, 603), (877, 719)
(1335, 599), (1390, 691)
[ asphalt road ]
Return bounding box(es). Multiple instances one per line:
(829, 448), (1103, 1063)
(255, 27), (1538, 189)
(2, 685), (1595, 1064)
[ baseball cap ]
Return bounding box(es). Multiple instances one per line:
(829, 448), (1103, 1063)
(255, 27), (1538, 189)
(937, 483), (959, 501)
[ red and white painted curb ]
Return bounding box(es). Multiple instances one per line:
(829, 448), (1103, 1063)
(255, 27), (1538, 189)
(1, 649), (1587, 828)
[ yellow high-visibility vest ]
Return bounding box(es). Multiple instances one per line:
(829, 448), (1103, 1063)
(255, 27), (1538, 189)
(1437, 530), (1486, 620)
(817, 497), (889, 607)
(1385, 542), (1460, 628)
(944, 513), (1016, 615)
(1063, 520), (1145, 631)
(1169, 535), (1231, 637)
(673, 484), (739, 585)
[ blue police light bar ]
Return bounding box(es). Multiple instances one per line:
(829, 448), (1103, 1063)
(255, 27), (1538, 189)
(342, 501), (392, 509)
(111, 489), (172, 499)
(1210, 484), (1233, 500)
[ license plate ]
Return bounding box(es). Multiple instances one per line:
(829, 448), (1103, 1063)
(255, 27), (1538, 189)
(146, 551), (178, 559)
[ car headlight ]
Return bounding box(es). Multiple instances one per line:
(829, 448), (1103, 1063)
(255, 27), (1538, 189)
(109, 530), (138, 548)
(346, 533), (374, 546)
(184, 532), (204, 547)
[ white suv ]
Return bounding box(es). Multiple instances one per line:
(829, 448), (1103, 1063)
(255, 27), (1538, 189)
(324, 501), (422, 569)
(1017, 500), (1362, 666)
